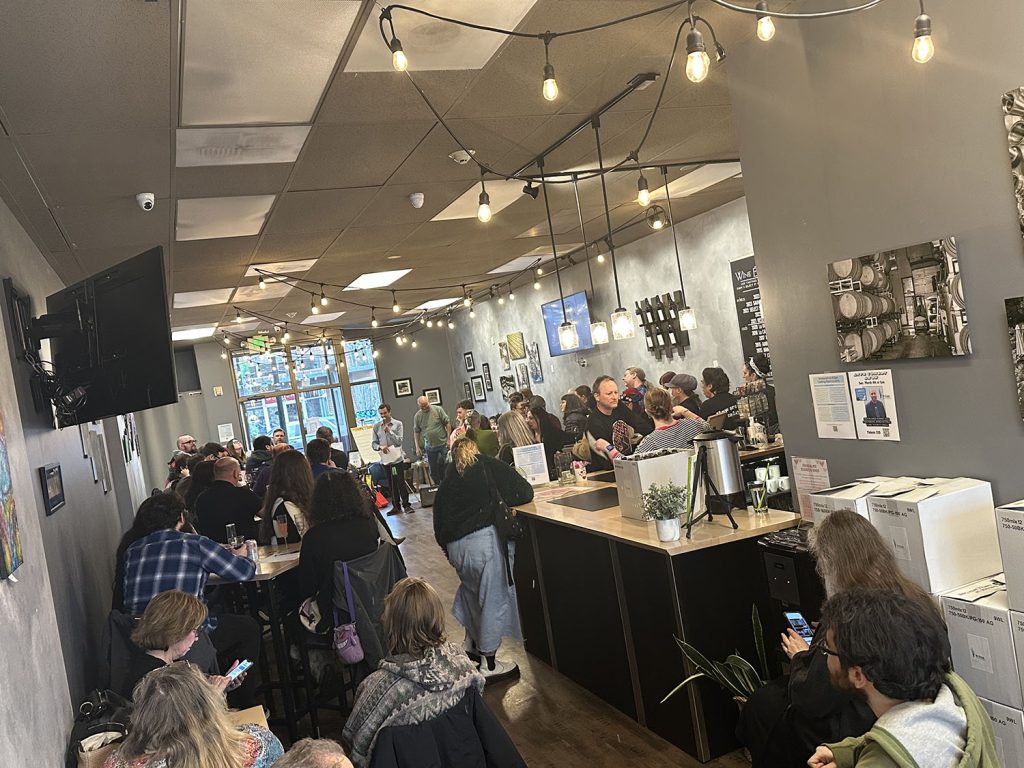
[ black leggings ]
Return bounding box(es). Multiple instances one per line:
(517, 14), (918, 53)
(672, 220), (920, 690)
(386, 463), (409, 508)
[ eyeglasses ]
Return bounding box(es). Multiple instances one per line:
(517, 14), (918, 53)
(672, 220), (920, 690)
(820, 642), (841, 659)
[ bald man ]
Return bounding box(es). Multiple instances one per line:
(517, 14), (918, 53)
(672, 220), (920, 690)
(413, 396), (450, 485)
(193, 457), (262, 542)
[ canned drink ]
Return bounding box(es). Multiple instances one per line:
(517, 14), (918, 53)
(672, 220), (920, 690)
(245, 539), (259, 563)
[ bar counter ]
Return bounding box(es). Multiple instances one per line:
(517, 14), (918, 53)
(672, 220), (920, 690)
(511, 478), (800, 763)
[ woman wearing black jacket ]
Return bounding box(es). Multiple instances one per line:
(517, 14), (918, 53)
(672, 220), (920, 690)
(433, 437), (533, 683)
(559, 392), (589, 442)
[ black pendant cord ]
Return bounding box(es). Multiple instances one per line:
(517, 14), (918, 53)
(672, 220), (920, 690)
(539, 159), (568, 319)
(571, 175), (596, 296)
(593, 117), (622, 309)
(661, 166), (688, 307)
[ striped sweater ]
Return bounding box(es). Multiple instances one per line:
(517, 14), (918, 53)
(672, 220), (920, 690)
(634, 417), (710, 455)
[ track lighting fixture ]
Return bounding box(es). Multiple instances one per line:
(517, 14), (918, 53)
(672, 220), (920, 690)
(392, 292), (401, 313)
(522, 182), (539, 199)
(636, 173), (651, 207)
(389, 37), (408, 72)
(912, 2), (934, 63)
(477, 176), (492, 223)
(371, 310), (379, 328)
(542, 36), (558, 101)
(685, 27), (710, 83)
(258, 275), (266, 290)
(320, 286), (328, 306)
(755, 1), (776, 42)
(645, 205), (670, 230)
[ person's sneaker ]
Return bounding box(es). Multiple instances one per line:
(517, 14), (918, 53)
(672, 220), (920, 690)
(478, 657), (519, 684)
(403, 505), (415, 513)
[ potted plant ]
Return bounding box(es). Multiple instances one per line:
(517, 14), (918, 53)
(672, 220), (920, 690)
(642, 481), (688, 542)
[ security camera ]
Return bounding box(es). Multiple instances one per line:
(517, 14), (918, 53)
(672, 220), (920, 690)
(409, 192), (425, 209)
(577, 355), (588, 368)
(136, 192), (155, 211)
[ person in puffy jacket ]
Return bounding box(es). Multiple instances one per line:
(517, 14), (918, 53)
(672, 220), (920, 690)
(559, 392), (589, 442)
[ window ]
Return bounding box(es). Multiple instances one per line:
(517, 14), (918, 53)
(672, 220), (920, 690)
(233, 349), (291, 397)
(344, 339), (383, 427)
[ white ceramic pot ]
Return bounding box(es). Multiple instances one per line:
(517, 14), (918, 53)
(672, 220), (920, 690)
(655, 517), (681, 542)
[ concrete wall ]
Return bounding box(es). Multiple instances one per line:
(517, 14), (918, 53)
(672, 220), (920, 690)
(727, 0), (1024, 502)
(445, 197), (752, 416)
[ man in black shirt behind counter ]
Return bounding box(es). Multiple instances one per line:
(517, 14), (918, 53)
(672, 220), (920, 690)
(585, 375), (653, 466)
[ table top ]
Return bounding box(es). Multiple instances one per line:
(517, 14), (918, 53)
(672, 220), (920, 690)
(209, 542), (301, 583)
(739, 444), (786, 461)
(514, 480), (799, 556)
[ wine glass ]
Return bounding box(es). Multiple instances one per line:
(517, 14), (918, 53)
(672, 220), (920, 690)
(225, 523), (244, 549)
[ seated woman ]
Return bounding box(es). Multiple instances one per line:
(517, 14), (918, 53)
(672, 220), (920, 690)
(342, 577), (485, 767)
(633, 387), (710, 454)
(116, 590), (240, 699)
(104, 663), (283, 768)
(559, 392), (589, 442)
(736, 509), (945, 767)
(297, 471), (381, 633)
(259, 449), (314, 544)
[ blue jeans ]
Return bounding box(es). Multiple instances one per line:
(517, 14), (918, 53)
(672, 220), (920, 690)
(425, 444), (448, 485)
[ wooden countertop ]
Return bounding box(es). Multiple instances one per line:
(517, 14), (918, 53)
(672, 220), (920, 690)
(515, 480), (799, 556)
(209, 542), (301, 583)
(739, 444), (786, 461)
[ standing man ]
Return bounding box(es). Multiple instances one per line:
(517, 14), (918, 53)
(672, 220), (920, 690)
(373, 404), (411, 514)
(271, 427), (288, 446)
(623, 366), (650, 395)
(414, 396), (451, 485)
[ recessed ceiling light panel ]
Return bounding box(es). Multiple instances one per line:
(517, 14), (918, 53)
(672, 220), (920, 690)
(171, 325), (218, 341)
(244, 259), (318, 278)
(411, 298), (459, 311)
(343, 269), (412, 290)
(176, 126), (311, 167)
(176, 195), (276, 241)
(488, 255), (552, 274)
(233, 283), (291, 302)
(302, 311), (346, 324)
(173, 288), (234, 308)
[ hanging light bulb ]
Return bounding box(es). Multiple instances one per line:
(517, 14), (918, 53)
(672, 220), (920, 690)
(390, 37), (408, 72)
(222, 335), (231, 346)
(320, 286), (328, 306)
(679, 307), (698, 330)
(447, 319), (455, 330)
(636, 173), (651, 207)
(258, 275), (266, 290)
(462, 291), (472, 308)
(508, 288), (516, 301)
(911, 9), (934, 63)
(755, 1), (776, 42)
(498, 293), (505, 305)
(411, 339), (418, 348)
(597, 252), (605, 264)
(533, 280), (541, 290)
(373, 349), (380, 359)
(392, 292), (401, 313)
(233, 309), (242, 323)
(396, 336), (403, 346)
(645, 205), (670, 230)
(590, 321), (610, 345)
(477, 181), (492, 223)
(611, 307), (637, 340)
(282, 328), (291, 342)
(370, 310), (379, 328)
(542, 62), (558, 102)
(426, 318), (434, 328)
(558, 321), (580, 351)
(220, 349), (228, 360)
(536, 266), (544, 276)
(310, 295), (320, 315)
(418, 316), (425, 325)
(685, 28), (710, 83)
(469, 307), (476, 318)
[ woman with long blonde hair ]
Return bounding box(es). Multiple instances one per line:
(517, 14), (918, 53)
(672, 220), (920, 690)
(432, 437), (533, 683)
(104, 663), (283, 768)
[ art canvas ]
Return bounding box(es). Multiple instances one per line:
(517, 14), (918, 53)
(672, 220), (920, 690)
(499, 375), (516, 399)
(464, 381), (473, 401)
(1006, 297), (1024, 421)
(482, 362), (493, 391)
(506, 332), (526, 360)
(0, 410), (24, 578)
(471, 375), (486, 402)
(1003, 86), (1024, 242)
(527, 342), (544, 384)
(516, 362), (530, 390)
(827, 236), (970, 363)
(498, 342), (511, 371)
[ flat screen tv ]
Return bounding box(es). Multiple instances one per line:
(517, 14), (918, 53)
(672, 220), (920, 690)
(44, 246), (176, 426)
(541, 291), (594, 357)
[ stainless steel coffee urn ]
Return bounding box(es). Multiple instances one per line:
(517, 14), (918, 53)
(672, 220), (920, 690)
(692, 429), (745, 499)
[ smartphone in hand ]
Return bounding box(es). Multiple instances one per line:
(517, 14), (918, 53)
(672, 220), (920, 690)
(785, 611), (815, 644)
(226, 659), (254, 682)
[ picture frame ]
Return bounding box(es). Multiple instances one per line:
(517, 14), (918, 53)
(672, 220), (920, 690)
(464, 351), (475, 371)
(471, 375), (486, 402)
(498, 342), (510, 370)
(38, 463), (65, 515)
(516, 362), (530, 390)
(393, 377), (413, 398)
(482, 362), (493, 391)
(423, 387), (442, 406)
(464, 381), (473, 401)
(527, 341), (544, 384)
(507, 331), (526, 360)
(499, 375), (516, 399)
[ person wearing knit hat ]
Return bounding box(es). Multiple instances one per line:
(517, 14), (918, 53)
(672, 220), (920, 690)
(658, 371), (676, 387)
(667, 373), (702, 417)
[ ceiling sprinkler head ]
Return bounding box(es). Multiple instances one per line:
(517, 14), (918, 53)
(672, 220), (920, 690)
(409, 192), (425, 208)
(448, 149), (476, 165)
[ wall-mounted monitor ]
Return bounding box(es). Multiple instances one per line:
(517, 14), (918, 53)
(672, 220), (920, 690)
(541, 291), (594, 357)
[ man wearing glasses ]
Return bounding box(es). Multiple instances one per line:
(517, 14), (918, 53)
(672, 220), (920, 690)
(809, 589), (996, 768)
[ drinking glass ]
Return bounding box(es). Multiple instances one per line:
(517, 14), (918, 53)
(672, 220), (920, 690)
(273, 515), (289, 551)
(747, 480), (768, 514)
(225, 523), (243, 549)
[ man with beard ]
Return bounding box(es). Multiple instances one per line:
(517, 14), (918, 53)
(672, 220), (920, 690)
(809, 589), (996, 768)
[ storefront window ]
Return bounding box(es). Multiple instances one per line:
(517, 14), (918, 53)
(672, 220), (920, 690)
(232, 349), (291, 397)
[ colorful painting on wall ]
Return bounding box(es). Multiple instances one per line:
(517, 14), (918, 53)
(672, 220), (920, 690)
(0, 410), (24, 579)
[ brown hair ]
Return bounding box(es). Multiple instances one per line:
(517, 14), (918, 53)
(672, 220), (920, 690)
(643, 386), (673, 421)
(260, 450), (314, 540)
(383, 577), (447, 658)
(131, 591), (207, 651)
(450, 436), (480, 475)
(811, 509), (939, 617)
(117, 663), (248, 768)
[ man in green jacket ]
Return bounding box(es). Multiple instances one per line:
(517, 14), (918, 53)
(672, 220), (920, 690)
(808, 590), (998, 768)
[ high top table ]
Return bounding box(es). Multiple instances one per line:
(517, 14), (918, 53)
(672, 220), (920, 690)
(511, 479), (799, 763)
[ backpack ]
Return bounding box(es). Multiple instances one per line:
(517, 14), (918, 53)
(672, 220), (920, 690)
(65, 689), (131, 768)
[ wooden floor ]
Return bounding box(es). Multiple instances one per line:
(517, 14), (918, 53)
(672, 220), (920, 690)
(369, 501), (749, 768)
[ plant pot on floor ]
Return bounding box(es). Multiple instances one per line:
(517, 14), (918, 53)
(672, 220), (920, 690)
(655, 517), (681, 542)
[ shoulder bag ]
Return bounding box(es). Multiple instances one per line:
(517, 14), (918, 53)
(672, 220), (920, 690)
(332, 561), (365, 665)
(66, 689), (131, 768)
(482, 461), (524, 542)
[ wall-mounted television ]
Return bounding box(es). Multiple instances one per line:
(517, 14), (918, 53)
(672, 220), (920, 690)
(541, 291), (595, 357)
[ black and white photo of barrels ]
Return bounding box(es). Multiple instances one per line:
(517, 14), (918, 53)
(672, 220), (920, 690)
(828, 237), (970, 362)
(1002, 87), (1024, 242)
(1005, 297), (1024, 421)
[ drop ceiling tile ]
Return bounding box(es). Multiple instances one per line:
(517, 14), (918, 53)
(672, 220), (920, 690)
(290, 121), (434, 190)
(18, 129), (170, 207)
(172, 237), (258, 271)
(301, 311), (346, 324)
(324, 223), (419, 256)
(172, 265), (245, 292)
(176, 195), (276, 241)
(23, 208), (70, 253)
(73, 243), (171, 277)
(175, 164), (294, 199)
(266, 187), (378, 234)
(172, 306), (230, 326)
(318, 71), (474, 125)
(174, 287), (234, 308)
(245, 259), (319, 278)
(181, 0), (361, 125)
(234, 282), (292, 302)
(57, 199), (170, 250)
(176, 126), (311, 167)
(253, 231), (339, 262)
(432, 179), (523, 221)
(351, 180), (468, 228)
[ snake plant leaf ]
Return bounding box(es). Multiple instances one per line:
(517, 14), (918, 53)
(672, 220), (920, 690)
(752, 603), (769, 681)
(660, 672), (706, 704)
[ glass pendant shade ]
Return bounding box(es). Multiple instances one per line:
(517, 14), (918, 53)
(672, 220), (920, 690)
(611, 307), (636, 340)
(590, 321), (609, 345)
(558, 321), (580, 351)
(679, 307), (697, 330)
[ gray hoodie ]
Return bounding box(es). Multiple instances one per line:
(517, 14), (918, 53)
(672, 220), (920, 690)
(874, 684), (967, 767)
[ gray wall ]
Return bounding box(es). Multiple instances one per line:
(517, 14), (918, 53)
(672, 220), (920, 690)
(446, 197), (752, 415)
(728, 0), (1024, 503)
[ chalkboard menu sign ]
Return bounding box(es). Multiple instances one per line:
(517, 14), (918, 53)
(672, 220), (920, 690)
(731, 255), (770, 363)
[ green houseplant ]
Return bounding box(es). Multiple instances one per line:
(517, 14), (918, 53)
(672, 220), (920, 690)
(661, 604), (770, 705)
(642, 481), (688, 542)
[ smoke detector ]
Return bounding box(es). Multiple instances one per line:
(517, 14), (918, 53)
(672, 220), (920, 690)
(448, 149), (476, 165)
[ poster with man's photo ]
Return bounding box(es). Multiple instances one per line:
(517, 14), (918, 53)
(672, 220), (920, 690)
(847, 369), (900, 441)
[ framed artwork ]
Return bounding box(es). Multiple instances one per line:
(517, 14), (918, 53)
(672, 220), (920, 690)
(0, 410), (24, 578)
(1006, 297), (1024, 421)
(507, 331), (526, 360)
(499, 375), (516, 399)
(464, 381), (473, 401)
(38, 464), (65, 515)
(464, 351), (475, 371)
(471, 375), (486, 402)
(827, 236), (970, 362)
(498, 342), (511, 370)
(1003, 86), (1024, 242)
(516, 362), (529, 390)
(393, 378), (413, 398)
(527, 341), (544, 384)
(482, 362), (493, 391)
(423, 388), (442, 406)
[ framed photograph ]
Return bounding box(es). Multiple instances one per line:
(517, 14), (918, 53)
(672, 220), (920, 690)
(393, 378), (413, 398)
(507, 331), (526, 360)
(516, 362), (529, 390)
(498, 342), (510, 371)
(39, 463), (65, 515)
(423, 387), (442, 406)
(471, 375), (486, 402)
(464, 381), (473, 401)
(499, 375), (516, 399)
(482, 362), (493, 391)
(464, 351), (475, 371)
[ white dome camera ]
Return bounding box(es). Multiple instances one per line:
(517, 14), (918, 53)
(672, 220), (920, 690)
(409, 192), (425, 209)
(136, 192), (155, 211)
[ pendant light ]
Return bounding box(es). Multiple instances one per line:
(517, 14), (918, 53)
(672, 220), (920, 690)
(540, 160), (578, 352)
(541, 34), (558, 101)
(645, 205), (669, 230)
(661, 166), (696, 331)
(477, 171), (492, 223)
(258, 274), (266, 290)
(590, 320), (610, 345)
(911, 1), (934, 63)
(392, 291), (401, 313)
(685, 27), (710, 83)
(593, 117), (635, 340)
(755, 1), (776, 42)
